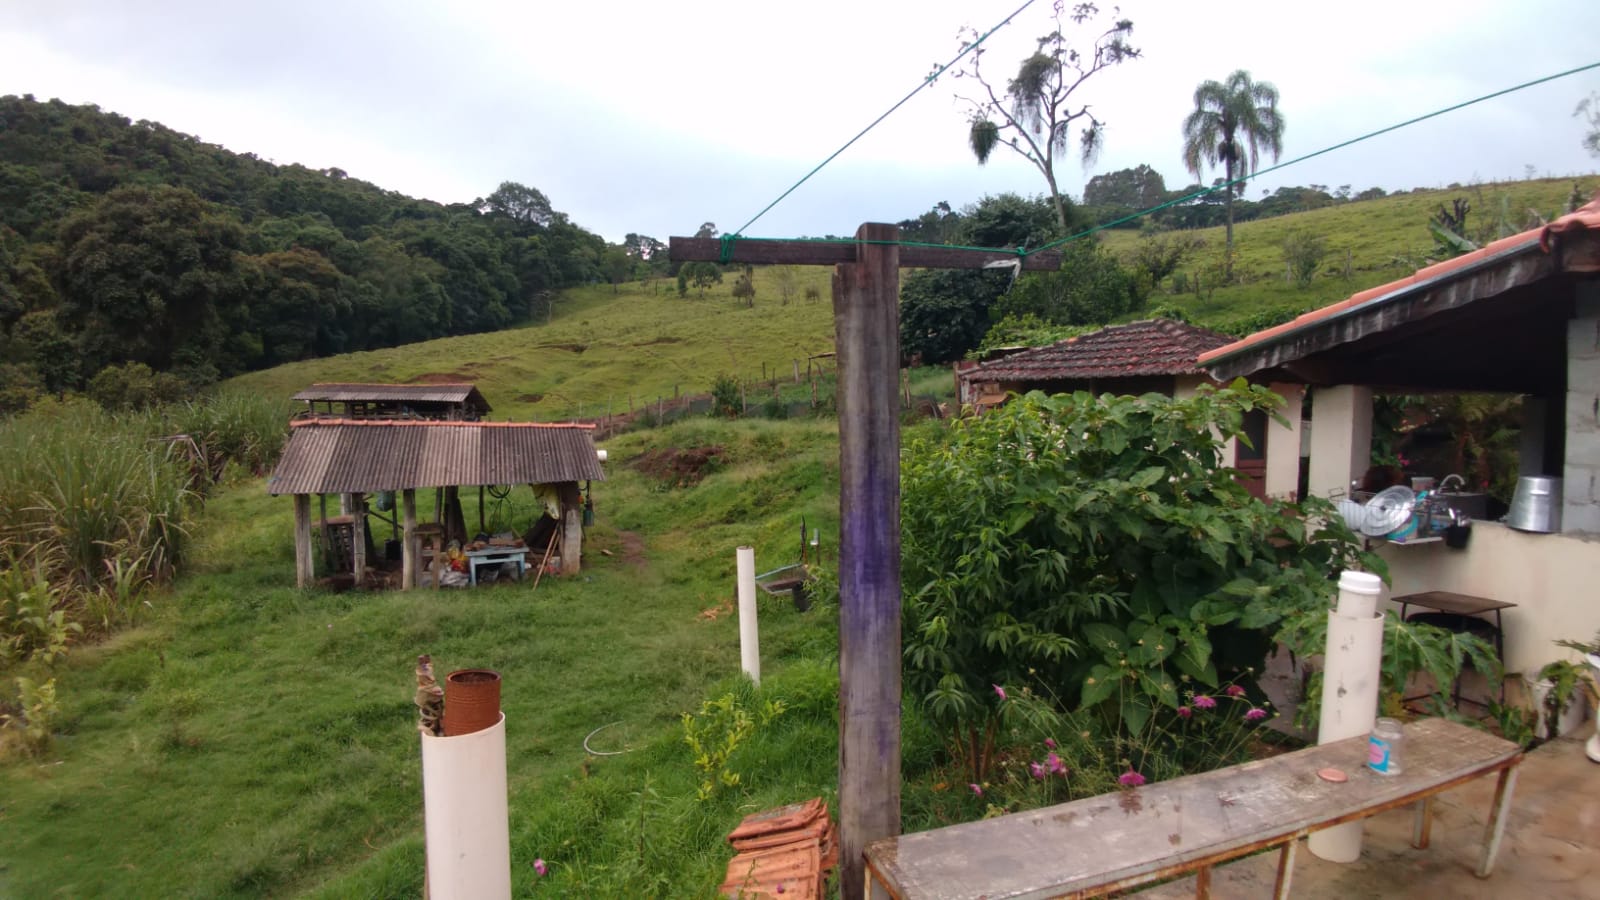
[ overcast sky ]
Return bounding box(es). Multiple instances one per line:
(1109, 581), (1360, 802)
(3, 0), (1598, 243)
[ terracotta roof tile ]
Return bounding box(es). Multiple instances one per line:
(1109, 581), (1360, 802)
(967, 318), (1232, 383)
(290, 418), (594, 430)
(1198, 194), (1600, 367)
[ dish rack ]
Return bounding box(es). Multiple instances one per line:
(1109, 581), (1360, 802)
(1330, 487), (1459, 540)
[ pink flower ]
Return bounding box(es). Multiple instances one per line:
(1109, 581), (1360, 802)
(1193, 695), (1217, 709)
(1044, 737), (1056, 749)
(1029, 761), (1046, 780)
(776, 884), (786, 894)
(969, 783), (983, 796)
(1245, 707), (1268, 722)
(1118, 769), (1146, 787)
(993, 684), (1007, 701)
(1177, 705), (1192, 718)
(533, 858), (548, 877)
(1225, 685), (1246, 698)
(1046, 752), (1066, 775)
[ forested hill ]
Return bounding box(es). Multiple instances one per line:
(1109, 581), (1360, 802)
(0, 94), (613, 409)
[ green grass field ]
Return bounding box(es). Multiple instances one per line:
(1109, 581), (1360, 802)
(1101, 176), (1595, 332)
(0, 416), (861, 897)
(226, 270), (842, 423)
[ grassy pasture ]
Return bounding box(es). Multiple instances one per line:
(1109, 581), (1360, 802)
(1100, 176), (1594, 331)
(0, 417), (859, 897)
(226, 269), (841, 423)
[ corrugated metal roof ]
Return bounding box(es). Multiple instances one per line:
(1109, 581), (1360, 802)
(291, 382), (491, 411)
(966, 319), (1231, 383)
(267, 420), (604, 495)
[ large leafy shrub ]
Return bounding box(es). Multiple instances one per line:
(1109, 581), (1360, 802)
(901, 386), (1374, 779)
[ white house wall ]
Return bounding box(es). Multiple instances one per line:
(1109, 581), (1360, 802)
(1307, 385), (1373, 500)
(1376, 522), (1600, 675)
(1565, 283), (1600, 533)
(1266, 383), (1304, 500)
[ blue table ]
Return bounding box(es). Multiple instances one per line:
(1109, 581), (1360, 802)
(465, 547), (526, 586)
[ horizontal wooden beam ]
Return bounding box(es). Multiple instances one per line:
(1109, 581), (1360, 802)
(668, 236), (1060, 271)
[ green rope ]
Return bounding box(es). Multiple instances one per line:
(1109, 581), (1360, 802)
(1022, 59), (1600, 256)
(730, 0), (1039, 238)
(718, 234), (737, 264)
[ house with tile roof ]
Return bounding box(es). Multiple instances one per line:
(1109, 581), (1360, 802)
(1198, 196), (1600, 675)
(958, 318), (1306, 499)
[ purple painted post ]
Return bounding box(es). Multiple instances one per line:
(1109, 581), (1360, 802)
(834, 222), (902, 898)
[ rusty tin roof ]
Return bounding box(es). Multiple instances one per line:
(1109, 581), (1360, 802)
(267, 419), (603, 495)
(291, 382), (491, 412)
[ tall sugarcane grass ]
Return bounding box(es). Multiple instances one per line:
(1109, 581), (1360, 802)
(0, 392), (289, 633)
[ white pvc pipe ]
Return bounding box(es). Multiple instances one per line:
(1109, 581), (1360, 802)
(737, 546), (761, 685)
(1308, 571), (1385, 863)
(420, 713), (511, 900)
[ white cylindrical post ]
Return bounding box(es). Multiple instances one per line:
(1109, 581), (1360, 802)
(737, 546), (761, 685)
(420, 714), (512, 900)
(1308, 570), (1385, 863)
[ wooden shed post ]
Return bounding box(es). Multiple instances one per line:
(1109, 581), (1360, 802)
(348, 492), (366, 587)
(402, 489), (417, 590)
(558, 481), (582, 577)
(293, 493), (314, 588)
(834, 222), (902, 898)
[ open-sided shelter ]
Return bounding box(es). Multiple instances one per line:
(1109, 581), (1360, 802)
(292, 382), (491, 421)
(268, 419), (604, 589)
(1198, 196), (1600, 673)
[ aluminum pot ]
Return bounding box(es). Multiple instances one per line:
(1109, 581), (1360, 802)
(1506, 476), (1562, 533)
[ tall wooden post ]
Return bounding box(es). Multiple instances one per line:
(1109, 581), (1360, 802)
(835, 223), (902, 898)
(348, 492), (366, 588)
(293, 493), (314, 588)
(402, 489), (418, 589)
(667, 229), (1056, 897)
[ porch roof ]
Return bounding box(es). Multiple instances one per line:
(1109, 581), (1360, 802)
(1198, 197), (1600, 392)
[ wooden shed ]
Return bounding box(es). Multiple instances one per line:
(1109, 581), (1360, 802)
(267, 419), (604, 589)
(292, 382), (491, 421)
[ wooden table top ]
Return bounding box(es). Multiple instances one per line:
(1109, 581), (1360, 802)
(1394, 591), (1517, 615)
(864, 718), (1518, 900)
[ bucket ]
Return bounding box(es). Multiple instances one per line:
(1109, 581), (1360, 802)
(444, 669), (502, 736)
(1506, 476), (1562, 533)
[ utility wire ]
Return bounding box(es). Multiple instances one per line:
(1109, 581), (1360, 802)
(1023, 59), (1600, 256)
(726, 56), (1599, 258)
(730, 0), (1039, 238)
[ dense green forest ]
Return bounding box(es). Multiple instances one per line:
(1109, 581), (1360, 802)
(0, 94), (620, 411)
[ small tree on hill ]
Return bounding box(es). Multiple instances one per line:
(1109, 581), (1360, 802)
(953, 3), (1139, 234)
(731, 266), (756, 308)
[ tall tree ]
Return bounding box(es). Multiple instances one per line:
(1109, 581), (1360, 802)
(1577, 91), (1600, 158)
(954, 3), (1138, 235)
(1181, 70), (1285, 278)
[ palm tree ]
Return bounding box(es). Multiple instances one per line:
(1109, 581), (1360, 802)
(1181, 70), (1285, 279)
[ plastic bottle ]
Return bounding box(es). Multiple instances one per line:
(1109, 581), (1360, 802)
(1367, 717), (1404, 776)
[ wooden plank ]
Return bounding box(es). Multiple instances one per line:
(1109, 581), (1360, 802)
(669, 236), (1059, 271)
(836, 223), (903, 900)
(402, 489), (418, 590)
(293, 494), (314, 589)
(864, 718), (1519, 899)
